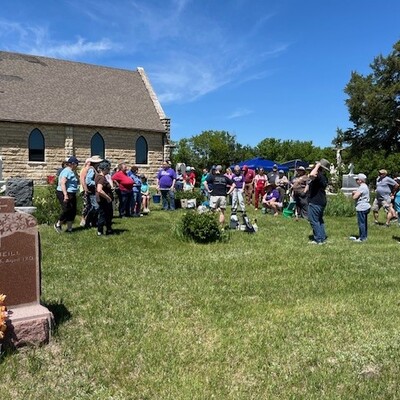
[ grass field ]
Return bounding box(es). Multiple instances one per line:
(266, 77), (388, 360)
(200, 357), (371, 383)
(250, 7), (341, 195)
(1, 207), (400, 399)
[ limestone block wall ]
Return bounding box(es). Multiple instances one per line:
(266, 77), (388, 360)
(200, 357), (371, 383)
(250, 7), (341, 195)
(0, 122), (169, 184)
(0, 122), (66, 181)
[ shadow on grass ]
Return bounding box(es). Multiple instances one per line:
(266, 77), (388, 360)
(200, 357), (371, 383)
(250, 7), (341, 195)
(44, 301), (72, 334)
(392, 235), (400, 244)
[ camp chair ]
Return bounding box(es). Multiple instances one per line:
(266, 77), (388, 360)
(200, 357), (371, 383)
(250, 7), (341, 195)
(282, 200), (296, 218)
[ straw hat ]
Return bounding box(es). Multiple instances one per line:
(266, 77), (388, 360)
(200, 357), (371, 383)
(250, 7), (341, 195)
(88, 155), (103, 163)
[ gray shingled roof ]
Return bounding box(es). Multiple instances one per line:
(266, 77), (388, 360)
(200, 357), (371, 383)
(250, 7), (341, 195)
(0, 51), (166, 132)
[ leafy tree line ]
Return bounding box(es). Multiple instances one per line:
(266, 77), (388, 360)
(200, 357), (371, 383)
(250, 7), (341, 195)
(172, 40), (400, 182)
(334, 39), (400, 180)
(171, 131), (335, 171)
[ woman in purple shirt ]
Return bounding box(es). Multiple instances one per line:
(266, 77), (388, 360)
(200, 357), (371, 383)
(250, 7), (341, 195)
(156, 162), (177, 211)
(262, 183), (282, 216)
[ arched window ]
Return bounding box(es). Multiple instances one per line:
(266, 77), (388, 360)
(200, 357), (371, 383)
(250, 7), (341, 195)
(28, 128), (45, 162)
(91, 132), (105, 159)
(136, 136), (148, 164)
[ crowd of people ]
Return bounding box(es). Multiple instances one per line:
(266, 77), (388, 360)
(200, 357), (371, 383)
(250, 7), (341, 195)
(198, 160), (400, 244)
(53, 156), (400, 244)
(54, 156), (151, 236)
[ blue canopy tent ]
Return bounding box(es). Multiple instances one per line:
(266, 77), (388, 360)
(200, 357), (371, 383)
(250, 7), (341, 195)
(280, 159), (309, 170)
(232, 157), (289, 171)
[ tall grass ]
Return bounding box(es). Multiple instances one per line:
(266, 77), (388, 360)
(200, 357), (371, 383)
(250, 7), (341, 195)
(1, 206), (400, 399)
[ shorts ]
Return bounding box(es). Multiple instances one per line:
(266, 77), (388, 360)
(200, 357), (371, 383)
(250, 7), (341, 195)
(210, 195), (227, 210)
(371, 198), (391, 212)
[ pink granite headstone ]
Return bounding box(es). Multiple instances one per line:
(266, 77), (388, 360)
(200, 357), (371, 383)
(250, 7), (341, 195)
(0, 196), (52, 348)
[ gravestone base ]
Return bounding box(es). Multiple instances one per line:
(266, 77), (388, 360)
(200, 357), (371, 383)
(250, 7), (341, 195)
(15, 206), (37, 215)
(340, 174), (358, 197)
(3, 304), (53, 349)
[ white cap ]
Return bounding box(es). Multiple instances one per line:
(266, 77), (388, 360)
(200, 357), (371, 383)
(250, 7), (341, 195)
(356, 173), (367, 182)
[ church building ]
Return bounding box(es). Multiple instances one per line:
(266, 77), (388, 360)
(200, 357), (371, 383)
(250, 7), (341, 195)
(0, 51), (172, 182)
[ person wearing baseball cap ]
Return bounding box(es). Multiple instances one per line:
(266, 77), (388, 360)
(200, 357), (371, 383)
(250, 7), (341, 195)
(349, 173), (371, 242)
(204, 165), (235, 225)
(307, 159), (330, 244)
(54, 156), (80, 233)
(372, 168), (399, 227)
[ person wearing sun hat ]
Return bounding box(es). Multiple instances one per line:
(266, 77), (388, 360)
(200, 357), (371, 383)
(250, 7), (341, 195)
(54, 156), (80, 233)
(83, 155), (104, 227)
(307, 159), (330, 244)
(349, 173), (371, 242)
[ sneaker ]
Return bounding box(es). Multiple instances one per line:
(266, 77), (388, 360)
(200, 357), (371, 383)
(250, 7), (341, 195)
(308, 240), (319, 245)
(106, 230), (114, 235)
(66, 229), (73, 233)
(54, 223), (62, 234)
(384, 223), (390, 228)
(80, 220), (86, 227)
(349, 236), (357, 241)
(374, 220), (379, 225)
(354, 238), (366, 242)
(97, 231), (103, 236)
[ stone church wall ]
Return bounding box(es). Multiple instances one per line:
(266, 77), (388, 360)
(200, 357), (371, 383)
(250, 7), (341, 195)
(0, 122), (167, 185)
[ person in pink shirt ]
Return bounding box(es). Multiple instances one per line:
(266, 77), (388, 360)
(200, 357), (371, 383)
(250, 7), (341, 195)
(253, 167), (268, 210)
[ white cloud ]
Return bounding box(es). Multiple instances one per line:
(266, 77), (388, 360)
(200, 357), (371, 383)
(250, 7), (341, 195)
(227, 108), (254, 119)
(30, 37), (114, 58)
(0, 18), (115, 59)
(0, 1), (289, 104)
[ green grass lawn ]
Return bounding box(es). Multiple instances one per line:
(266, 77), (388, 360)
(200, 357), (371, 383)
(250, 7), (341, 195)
(1, 208), (400, 399)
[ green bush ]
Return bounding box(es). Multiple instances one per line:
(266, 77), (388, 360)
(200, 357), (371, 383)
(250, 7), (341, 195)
(33, 185), (83, 225)
(178, 211), (223, 243)
(33, 185), (61, 224)
(325, 192), (356, 217)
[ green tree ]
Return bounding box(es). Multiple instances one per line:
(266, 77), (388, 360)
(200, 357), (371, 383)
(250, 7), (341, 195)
(191, 130), (238, 167)
(255, 138), (326, 163)
(172, 130), (244, 169)
(343, 40), (400, 154)
(171, 138), (193, 166)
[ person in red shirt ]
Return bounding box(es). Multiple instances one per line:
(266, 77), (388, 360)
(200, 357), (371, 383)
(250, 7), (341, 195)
(189, 167), (196, 187)
(112, 163), (134, 217)
(243, 165), (255, 206)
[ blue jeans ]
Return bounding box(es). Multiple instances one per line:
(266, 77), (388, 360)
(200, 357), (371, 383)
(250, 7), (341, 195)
(160, 189), (175, 210)
(86, 193), (99, 227)
(308, 203), (326, 243)
(132, 191), (142, 215)
(357, 209), (370, 241)
(119, 191), (133, 217)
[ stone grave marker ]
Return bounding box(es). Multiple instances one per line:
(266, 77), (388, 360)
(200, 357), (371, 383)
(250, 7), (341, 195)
(341, 174), (358, 196)
(0, 196), (52, 348)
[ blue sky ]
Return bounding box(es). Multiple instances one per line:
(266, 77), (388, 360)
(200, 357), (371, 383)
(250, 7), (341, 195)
(1, 0), (399, 149)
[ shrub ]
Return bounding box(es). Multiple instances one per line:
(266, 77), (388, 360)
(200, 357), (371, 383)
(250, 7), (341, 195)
(178, 211), (223, 243)
(33, 185), (61, 224)
(33, 185), (83, 225)
(325, 192), (356, 217)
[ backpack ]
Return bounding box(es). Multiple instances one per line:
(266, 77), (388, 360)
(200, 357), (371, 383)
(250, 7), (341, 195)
(242, 213), (255, 233)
